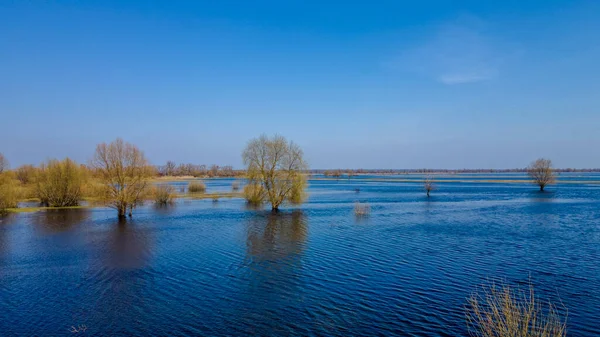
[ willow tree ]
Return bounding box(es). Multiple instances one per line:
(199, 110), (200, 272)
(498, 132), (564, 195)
(527, 158), (556, 192)
(91, 138), (153, 218)
(242, 134), (308, 213)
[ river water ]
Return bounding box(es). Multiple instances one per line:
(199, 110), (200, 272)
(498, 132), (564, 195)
(0, 174), (599, 336)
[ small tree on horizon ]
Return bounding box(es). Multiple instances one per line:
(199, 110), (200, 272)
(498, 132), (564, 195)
(242, 134), (308, 213)
(91, 138), (153, 218)
(424, 175), (435, 197)
(527, 158), (556, 192)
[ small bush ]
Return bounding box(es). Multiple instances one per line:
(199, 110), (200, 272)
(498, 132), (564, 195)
(467, 281), (567, 337)
(152, 184), (175, 206)
(0, 173), (20, 213)
(354, 202), (370, 217)
(188, 181), (206, 193)
(243, 183), (265, 205)
(231, 181), (240, 191)
(36, 158), (85, 207)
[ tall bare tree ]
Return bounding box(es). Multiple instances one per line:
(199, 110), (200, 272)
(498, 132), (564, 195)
(0, 153), (8, 173)
(527, 158), (556, 192)
(242, 134), (308, 212)
(91, 138), (153, 218)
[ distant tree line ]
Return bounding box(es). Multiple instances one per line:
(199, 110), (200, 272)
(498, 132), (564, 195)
(157, 162), (243, 178)
(312, 167), (600, 174)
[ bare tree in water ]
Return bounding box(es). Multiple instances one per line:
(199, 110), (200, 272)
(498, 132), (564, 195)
(424, 175), (435, 197)
(91, 138), (153, 218)
(527, 158), (556, 192)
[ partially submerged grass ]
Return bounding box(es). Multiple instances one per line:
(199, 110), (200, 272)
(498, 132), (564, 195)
(354, 202), (370, 217)
(5, 205), (89, 214)
(187, 181), (206, 193)
(467, 281), (567, 337)
(182, 192), (242, 200)
(152, 184), (176, 206)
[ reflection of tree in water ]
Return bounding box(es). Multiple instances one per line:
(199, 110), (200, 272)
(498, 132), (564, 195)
(101, 219), (153, 270)
(0, 213), (15, 266)
(238, 211), (308, 334)
(83, 219), (154, 334)
(36, 209), (90, 233)
(246, 210), (307, 262)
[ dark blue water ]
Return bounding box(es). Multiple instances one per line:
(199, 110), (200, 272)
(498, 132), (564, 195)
(1, 175), (599, 336)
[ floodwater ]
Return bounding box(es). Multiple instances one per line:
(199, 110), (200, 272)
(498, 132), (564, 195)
(0, 174), (599, 336)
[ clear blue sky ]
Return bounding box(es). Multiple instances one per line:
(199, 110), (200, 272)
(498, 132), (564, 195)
(1, 0), (599, 169)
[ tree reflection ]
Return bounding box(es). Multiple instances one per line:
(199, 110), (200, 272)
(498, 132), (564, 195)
(36, 209), (90, 233)
(237, 211), (308, 332)
(245, 210), (307, 262)
(101, 219), (153, 270)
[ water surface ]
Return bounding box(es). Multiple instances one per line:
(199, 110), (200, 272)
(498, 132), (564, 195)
(1, 175), (599, 336)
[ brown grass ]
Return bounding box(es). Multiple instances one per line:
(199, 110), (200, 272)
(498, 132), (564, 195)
(467, 281), (567, 337)
(152, 184), (176, 206)
(188, 181), (206, 193)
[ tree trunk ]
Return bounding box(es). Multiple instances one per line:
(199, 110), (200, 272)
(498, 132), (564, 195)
(540, 185), (545, 192)
(427, 190), (430, 197)
(118, 204), (127, 218)
(271, 207), (279, 214)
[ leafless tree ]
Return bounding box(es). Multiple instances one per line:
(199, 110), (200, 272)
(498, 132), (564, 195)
(165, 161), (176, 176)
(91, 138), (153, 218)
(0, 153), (8, 173)
(424, 175), (435, 197)
(242, 134), (308, 212)
(527, 158), (556, 191)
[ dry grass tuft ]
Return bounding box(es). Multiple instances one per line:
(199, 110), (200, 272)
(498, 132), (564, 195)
(188, 181), (206, 193)
(467, 281), (567, 337)
(152, 184), (176, 206)
(354, 202), (370, 217)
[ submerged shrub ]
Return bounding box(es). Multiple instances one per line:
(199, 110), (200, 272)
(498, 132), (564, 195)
(36, 158), (86, 207)
(354, 202), (370, 217)
(152, 184), (175, 206)
(231, 181), (240, 192)
(467, 281), (567, 337)
(0, 173), (20, 213)
(243, 182), (265, 205)
(188, 181), (206, 193)
(424, 175), (435, 197)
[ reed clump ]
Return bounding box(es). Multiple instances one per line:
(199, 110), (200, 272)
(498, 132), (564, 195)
(152, 184), (176, 206)
(188, 181), (206, 193)
(467, 281), (567, 337)
(354, 202), (370, 217)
